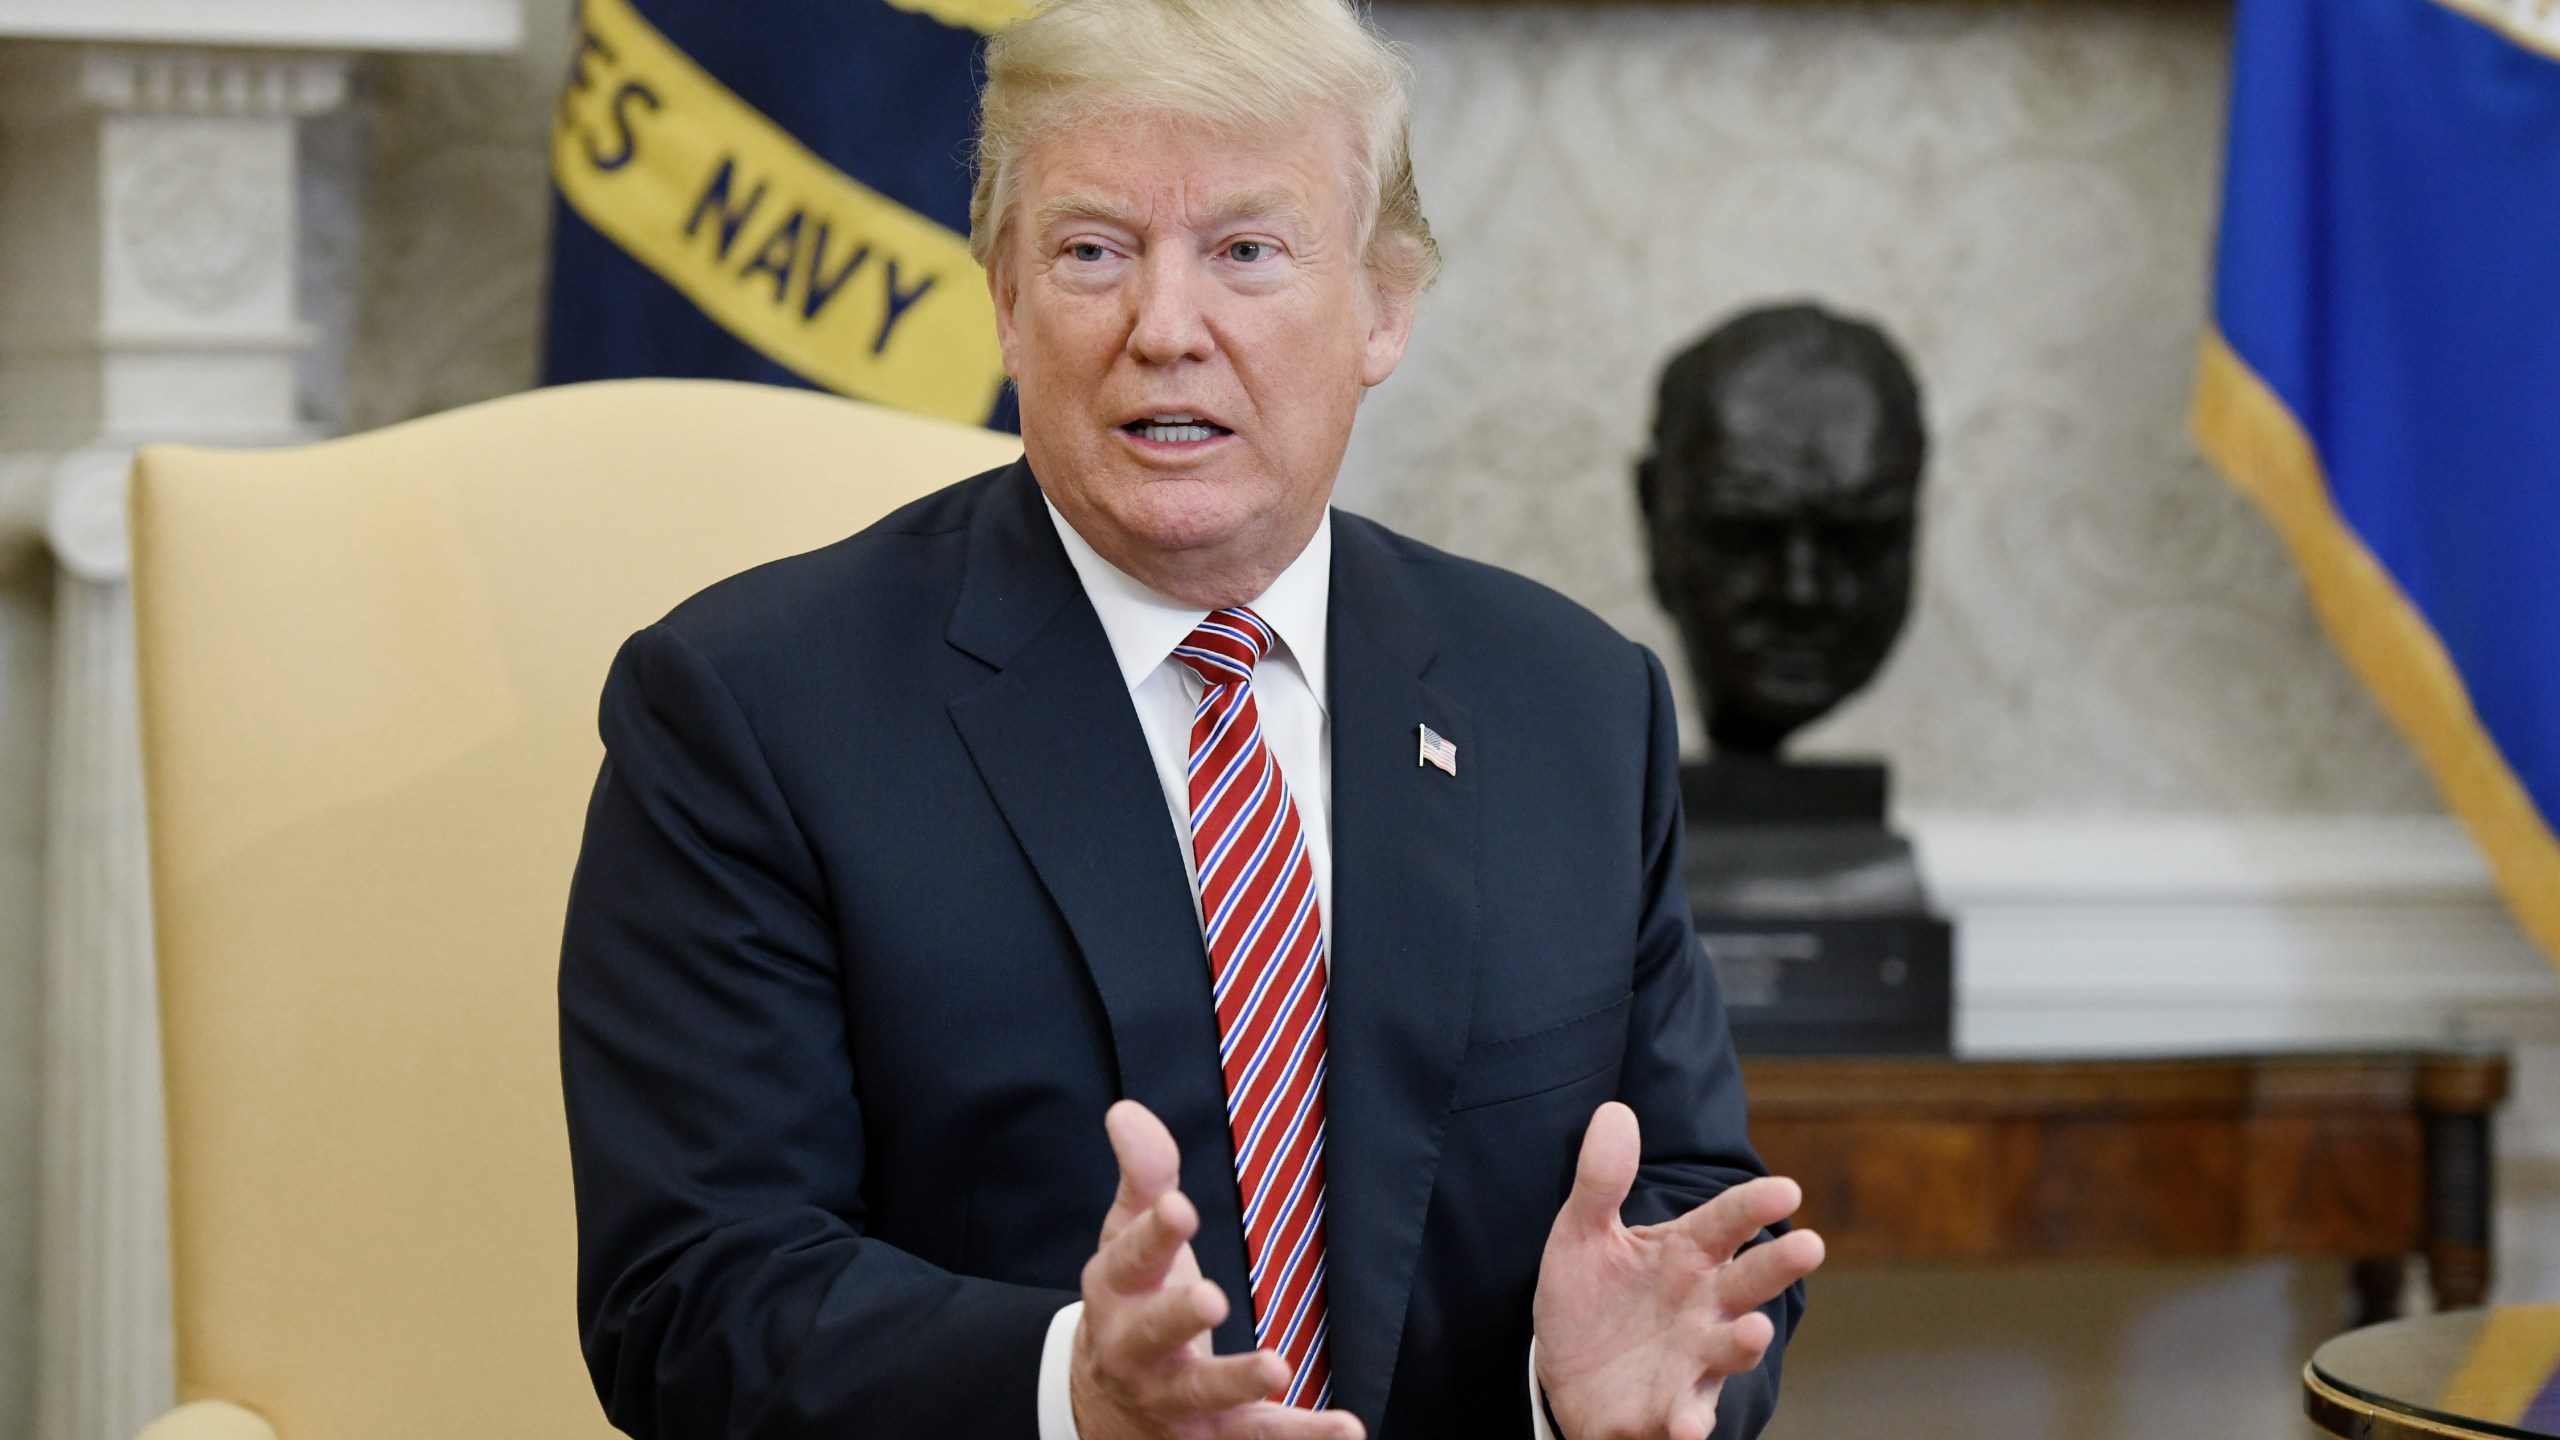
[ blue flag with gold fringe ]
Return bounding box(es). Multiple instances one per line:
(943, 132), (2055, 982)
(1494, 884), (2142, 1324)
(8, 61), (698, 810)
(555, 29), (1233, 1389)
(2194, 0), (2560, 962)
(543, 0), (1025, 428)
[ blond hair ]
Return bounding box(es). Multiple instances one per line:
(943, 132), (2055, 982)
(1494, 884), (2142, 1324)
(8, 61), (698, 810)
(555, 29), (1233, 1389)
(969, 0), (1439, 298)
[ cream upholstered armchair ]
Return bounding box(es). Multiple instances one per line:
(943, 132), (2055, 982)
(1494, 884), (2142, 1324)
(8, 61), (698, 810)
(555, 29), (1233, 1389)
(127, 380), (1021, 1440)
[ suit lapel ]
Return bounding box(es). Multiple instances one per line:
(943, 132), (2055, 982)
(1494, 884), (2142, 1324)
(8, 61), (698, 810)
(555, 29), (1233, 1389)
(1321, 515), (1481, 1429)
(943, 464), (1259, 1353)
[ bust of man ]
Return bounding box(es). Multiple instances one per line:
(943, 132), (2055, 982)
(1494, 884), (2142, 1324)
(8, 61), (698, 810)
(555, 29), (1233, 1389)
(1636, 303), (1926, 755)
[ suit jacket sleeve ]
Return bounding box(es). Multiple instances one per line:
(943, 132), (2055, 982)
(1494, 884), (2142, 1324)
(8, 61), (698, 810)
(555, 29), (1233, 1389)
(559, 622), (1073, 1440)
(1610, 647), (1806, 1439)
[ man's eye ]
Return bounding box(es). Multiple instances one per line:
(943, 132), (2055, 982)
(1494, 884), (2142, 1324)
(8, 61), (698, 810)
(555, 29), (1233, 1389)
(1228, 241), (1271, 263)
(1067, 243), (1108, 263)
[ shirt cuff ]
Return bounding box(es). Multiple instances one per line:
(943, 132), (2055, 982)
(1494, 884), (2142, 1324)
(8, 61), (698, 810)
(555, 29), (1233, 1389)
(1528, 1336), (1560, 1440)
(1038, 1300), (1085, 1440)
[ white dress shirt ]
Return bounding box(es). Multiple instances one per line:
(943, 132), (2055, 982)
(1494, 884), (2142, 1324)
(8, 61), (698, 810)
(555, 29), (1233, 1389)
(1031, 502), (1556, 1440)
(1045, 499), (1335, 938)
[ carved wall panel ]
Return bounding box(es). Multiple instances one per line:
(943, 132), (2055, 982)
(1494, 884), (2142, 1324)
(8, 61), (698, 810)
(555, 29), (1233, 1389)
(115, 132), (286, 316)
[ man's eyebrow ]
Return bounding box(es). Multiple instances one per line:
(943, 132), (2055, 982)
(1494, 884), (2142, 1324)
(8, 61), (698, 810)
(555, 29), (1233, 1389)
(1032, 188), (1315, 235)
(1199, 188), (1312, 232)
(1034, 194), (1143, 232)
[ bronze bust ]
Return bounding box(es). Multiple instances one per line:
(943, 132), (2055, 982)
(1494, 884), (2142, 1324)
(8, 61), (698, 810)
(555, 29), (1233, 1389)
(1636, 303), (1926, 755)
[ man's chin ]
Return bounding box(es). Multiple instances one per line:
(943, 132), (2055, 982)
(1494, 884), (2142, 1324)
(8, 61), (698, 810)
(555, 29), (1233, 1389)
(1100, 474), (1283, 554)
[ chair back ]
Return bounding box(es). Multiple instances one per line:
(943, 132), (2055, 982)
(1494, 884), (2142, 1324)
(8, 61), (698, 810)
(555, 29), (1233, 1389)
(129, 379), (1021, 1440)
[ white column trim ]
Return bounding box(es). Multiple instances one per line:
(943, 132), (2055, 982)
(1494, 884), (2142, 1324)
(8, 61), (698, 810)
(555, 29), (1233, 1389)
(0, 1), (521, 54)
(0, 17), (518, 1440)
(35, 571), (169, 1440)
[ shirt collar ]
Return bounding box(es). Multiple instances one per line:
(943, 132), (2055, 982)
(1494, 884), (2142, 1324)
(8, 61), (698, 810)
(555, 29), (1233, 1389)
(1044, 498), (1331, 713)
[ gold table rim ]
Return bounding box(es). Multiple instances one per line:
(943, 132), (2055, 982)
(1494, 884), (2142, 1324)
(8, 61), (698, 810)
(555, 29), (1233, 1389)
(2305, 1361), (2550, 1440)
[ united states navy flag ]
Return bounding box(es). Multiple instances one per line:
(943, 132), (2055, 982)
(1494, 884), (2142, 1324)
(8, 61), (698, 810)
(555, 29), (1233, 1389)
(2194, 0), (2560, 962)
(544, 0), (1026, 428)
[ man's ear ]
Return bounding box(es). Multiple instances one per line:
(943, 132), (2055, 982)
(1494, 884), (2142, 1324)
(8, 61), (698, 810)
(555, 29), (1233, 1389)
(1359, 274), (1417, 389)
(988, 252), (1021, 380)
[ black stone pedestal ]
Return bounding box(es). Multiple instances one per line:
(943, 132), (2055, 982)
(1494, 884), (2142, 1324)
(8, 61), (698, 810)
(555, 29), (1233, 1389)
(1682, 756), (1954, 1056)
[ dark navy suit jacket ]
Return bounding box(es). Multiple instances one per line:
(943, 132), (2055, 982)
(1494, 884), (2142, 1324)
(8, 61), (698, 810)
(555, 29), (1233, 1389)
(559, 461), (1800, 1440)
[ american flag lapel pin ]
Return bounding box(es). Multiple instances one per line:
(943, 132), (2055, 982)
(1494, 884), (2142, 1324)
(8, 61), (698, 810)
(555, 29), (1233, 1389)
(1417, 723), (1458, 776)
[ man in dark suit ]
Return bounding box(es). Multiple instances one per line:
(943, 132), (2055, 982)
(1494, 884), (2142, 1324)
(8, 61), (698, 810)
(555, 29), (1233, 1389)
(558, 2), (1822, 1438)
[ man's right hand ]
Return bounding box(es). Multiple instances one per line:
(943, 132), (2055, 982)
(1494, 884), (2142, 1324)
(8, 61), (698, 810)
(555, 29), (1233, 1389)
(1071, 1101), (1365, 1440)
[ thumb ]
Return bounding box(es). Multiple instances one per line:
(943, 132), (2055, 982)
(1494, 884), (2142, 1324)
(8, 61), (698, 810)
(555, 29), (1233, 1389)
(1560, 1102), (1640, 1240)
(1101, 1099), (1183, 1242)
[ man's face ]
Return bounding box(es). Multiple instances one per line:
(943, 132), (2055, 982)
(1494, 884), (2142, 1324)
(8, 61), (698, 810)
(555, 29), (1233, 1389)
(1646, 358), (1918, 751)
(992, 109), (1413, 602)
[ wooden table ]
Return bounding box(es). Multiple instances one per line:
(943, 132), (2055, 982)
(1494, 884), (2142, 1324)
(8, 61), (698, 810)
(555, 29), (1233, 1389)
(1741, 1049), (2510, 1324)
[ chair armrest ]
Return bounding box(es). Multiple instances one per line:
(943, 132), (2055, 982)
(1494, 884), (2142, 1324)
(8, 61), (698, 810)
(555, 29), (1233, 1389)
(135, 1401), (278, 1440)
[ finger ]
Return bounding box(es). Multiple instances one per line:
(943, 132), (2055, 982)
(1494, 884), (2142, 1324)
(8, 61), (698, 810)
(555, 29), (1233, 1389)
(1091, 1188), (1200, 1298)
(1663, 1175), (1803, 1262)
(1161, 1348), (1291, 1415)
(1714, 1228), (1826, 1315)
(1667, 1389), (1719, 1440)
(1107, 1275), (1227, 1368)
(1207, 1400), (1367, 1440)
(1686, 1305), (1775, 1379)
(1102, 1100), (1183, 1241)
(1558, 1102), (1641, 1239)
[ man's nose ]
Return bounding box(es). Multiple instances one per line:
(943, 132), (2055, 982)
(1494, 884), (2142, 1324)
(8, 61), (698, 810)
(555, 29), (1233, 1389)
(1127, 253), (1214, 365)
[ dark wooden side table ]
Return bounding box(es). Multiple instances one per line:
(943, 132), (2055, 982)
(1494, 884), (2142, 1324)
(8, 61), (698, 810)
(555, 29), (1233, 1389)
(2307, 1306), (2560, 1438)
(1740, 1049), (2510, 1324)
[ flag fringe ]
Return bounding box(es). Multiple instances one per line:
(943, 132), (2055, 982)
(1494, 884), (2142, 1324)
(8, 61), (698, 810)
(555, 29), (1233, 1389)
(2191, 329), (2560, 967)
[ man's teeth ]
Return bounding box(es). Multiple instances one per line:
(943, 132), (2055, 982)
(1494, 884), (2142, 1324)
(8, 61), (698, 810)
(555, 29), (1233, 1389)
(1134, 417), (1220, 443)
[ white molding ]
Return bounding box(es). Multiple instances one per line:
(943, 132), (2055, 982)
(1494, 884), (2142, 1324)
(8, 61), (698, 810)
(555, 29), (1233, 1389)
(1910, 813), (2496, 903)
(34, 568), (168, 1440)
(0, 0), (522, 53)
(44, 446), (132, 582)
(78, 46), (350, 117)
(0, 46), (350, 120)
(1904, 815), (2560, 1055)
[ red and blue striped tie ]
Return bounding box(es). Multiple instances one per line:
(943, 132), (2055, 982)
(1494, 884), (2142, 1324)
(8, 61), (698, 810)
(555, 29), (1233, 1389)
(1173, 607), (1332, 1410)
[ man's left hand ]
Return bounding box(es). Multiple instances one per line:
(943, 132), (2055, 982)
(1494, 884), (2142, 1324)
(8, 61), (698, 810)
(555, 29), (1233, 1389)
(1531, 1102), (1826, 1440)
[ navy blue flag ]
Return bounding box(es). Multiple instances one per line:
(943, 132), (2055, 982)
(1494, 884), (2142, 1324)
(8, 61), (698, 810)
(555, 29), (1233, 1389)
(545, 0), (1024, 428)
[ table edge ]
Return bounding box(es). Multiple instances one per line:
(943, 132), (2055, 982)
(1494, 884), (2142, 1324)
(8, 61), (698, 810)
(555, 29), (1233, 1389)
(2306, 1361), (2535, 1440)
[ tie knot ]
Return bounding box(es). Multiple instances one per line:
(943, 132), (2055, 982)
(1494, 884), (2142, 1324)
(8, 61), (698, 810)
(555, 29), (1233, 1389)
(1175, 607), (1275, 687)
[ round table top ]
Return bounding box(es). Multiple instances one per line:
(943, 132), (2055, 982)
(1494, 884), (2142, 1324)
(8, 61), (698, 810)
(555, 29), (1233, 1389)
(2310, 1307), (2560, 1439)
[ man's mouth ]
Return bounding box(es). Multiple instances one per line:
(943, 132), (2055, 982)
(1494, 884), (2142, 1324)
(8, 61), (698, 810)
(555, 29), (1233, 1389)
(1120, 413), (1233, 445)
